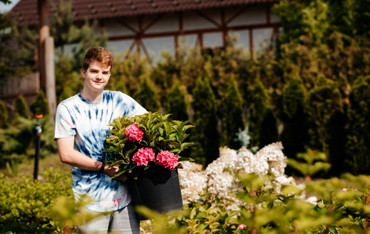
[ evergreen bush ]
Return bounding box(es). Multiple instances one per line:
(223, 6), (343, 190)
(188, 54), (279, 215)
(347, 76), (370, 174)
(30, 91), (50, 116)
(190, 78), (219, 166)
(165, 81), (189, 122)
(0, 172), (72, 233)
(115, 80), (127, 94)
(327, 109), (348, 176)
(307, 75), (342, 153)
(259, 107), (278, 149)
(248, 79), (270, 148)
(134, 76), (161, 112)
(220, 75), (244, 149)
(14, 95), (28, 119)
(0, 101), (8, 129)
(280, 76), (308, 159)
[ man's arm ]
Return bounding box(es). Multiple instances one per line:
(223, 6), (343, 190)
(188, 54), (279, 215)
(57, 137), (127, 182)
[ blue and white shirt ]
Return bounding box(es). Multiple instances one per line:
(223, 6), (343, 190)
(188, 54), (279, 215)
(54, 91), (147, 212)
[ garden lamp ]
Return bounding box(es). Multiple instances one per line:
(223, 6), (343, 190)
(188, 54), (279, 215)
(32, 113), (43, 180)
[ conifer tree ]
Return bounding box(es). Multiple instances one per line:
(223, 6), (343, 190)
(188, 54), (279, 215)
(347, 76), (370, 174)
(259, 107), (278, 148)
(190, 78), (219, 166)
(327, 108), (348, 175)
(0, 100), (8, 128)
(307, 75), (342, 153)
(248, 80), (270, 148)
(221, 75), (244, 149)
(115, 80), (128, 94)
(30, 91), (50, 116)
(134, 76), (161, 112)
(14, 95), (28, 119)
(165, 81), (189, 122)
(280, 76), (308, 160)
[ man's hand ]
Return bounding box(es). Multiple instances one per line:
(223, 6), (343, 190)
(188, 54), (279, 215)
(103, 164), (128, 183)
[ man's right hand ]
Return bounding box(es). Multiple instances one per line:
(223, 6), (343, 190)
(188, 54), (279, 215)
(103, 164), (128, 183)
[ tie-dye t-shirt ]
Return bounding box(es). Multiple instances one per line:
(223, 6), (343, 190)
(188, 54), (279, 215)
(54, 91), (147, 212)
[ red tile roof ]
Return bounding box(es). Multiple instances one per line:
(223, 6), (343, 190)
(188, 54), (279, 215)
(11, 0), (279, 26)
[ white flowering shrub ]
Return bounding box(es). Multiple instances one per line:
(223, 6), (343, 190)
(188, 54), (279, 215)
(179, 142), (309, 206)
(139, 143), (370, 234)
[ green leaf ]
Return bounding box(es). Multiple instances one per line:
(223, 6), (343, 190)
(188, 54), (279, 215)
(181, 142), (194, 150)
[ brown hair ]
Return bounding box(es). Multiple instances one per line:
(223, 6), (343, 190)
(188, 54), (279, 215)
(82, 47), (114, 71)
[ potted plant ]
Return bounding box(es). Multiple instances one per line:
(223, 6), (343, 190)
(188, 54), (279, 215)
(102, 112), (194, 218)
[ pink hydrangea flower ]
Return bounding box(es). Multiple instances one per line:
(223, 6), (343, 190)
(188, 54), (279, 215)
(156, 151), (178, 171)
(132, 147), (155, 166)
(238, 224), (247, 230)
(124, 123), (144, 142)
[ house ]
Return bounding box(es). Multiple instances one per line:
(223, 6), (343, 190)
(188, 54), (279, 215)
(12, 0), (281, 62)
(2, 0), (281, 120)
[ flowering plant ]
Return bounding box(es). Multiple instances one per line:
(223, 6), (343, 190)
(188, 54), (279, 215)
(102, 112), (194, 180)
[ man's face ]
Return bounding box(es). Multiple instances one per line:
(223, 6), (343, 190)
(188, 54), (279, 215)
(81, 60), (111, 92)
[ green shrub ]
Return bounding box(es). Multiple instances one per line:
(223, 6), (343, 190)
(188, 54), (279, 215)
(115, 80), (127, 94)
(134, 76), (161, 112)
(220, 75), (244, 149)
(259, 107), (278, 148)
(30, 90), (50, 116)
(190, 78), (219, 166)
(165, 81), (189, 122)
(0, 100), (8, 129)
(307, 74), (342, 153)
(0, 171), (73, 233)
(248, 79), (270, 148)
(347, 76), (370, 174)
(14, 95), (29, 119)
(280, 76), (308, 160)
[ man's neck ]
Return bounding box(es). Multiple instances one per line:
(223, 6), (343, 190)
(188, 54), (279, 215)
(80, 88), (104, 103)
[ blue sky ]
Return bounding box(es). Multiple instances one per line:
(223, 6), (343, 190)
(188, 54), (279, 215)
(0, 0), (20, 13)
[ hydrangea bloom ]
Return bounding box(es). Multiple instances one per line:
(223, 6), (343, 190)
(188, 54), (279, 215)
(238, 224), (247, 230)
(157, 151), (178, 170)
(132, 147), (155, 166)
(124, 123), (144, 142)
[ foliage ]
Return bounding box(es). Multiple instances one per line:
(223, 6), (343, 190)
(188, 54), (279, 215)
(280, 75), (308, 160)
(30, 90), (50, 116)
(190, 78), (219, 166)
(103, 112), (194, 180)
(108, 53), (150, 96)
(134, 76), (161, 112)
(115, 80), (128, 94)
(0, 100), (8, 129)
(248, 79), (270, 149)
(307, 74), (342, 152)
(55, 56), (83, 103)
(0, 171), (72, 233)
(165, 81), (189, 122)
(258, 107), (278, 149)
(14, 95), (28, 119)
(0, 11), (36, 84)
(0, 116), (57, 171)
(287, 148), (331, 181)
(220, 75), (244, 149)
(347, 76), (370, 174)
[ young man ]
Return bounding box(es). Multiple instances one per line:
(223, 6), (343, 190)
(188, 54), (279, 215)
(54, 47), (146, 233)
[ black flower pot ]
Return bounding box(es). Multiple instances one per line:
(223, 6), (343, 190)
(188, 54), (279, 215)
(127, 167), (183, 220)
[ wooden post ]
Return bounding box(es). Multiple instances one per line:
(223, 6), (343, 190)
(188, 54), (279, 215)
(45, 37), (56, 121)
(38, 0), (56, 121)
(38, 0), (48, 91)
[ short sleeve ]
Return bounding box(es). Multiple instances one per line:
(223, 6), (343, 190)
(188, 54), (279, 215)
(54, 104), (77, 140)
(128, 100), (148, 117)
(119, 92), (147, 117)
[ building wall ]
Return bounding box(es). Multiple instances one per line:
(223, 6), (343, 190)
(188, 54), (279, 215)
(64, 3), (280, 63)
